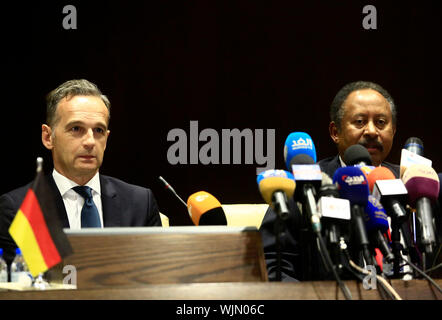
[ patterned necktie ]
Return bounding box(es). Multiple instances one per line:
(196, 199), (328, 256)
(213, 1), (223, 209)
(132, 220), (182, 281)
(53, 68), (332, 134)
(72, 186), (102, 228)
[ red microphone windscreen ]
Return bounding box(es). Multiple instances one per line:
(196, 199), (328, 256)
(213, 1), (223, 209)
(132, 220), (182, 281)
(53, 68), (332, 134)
(366, 166), (396, 193)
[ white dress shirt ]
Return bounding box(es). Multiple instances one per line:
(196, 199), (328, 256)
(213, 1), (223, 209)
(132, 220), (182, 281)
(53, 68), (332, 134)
(52, 169), (104, 229)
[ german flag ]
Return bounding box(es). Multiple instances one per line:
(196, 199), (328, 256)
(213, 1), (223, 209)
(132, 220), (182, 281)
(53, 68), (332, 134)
(9, 161), (72, 277)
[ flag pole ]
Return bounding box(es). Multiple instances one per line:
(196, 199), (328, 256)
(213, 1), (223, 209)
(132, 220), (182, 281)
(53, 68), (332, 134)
(36, 157), (43, 173)
(33, 157), (50, 290)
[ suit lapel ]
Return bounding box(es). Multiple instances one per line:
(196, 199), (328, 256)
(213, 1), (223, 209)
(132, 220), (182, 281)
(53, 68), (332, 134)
(46, 174), (70, 228)
(100, 175), (122, 227)
(324, 155), (341, 178)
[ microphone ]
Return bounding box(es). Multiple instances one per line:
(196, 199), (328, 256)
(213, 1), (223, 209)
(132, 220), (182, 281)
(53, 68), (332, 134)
(366, 166), (396, 194)
(404, 137), (424, 156)
(402, 164), (440, 255)
(368, 166), (417, 270)
(257, 169), (296, 220)
(333, 166), (374, 266)
(284, 132), (322, 232)
(400, 138), (432, 178)
(343, 144), (373, 166)
(283, 131), (317, 171)
(317, 172), (351, 267)
(364, 195), (394, 263)
(187, 191), (227, 226)
(369, 167), (408, 222)
(317, 172), (351, 241)
(158, 176), (188, 208)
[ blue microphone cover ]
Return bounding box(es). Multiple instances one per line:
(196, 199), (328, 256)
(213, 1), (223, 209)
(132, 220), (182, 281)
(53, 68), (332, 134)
(364, 195), (390, 233)
(284, 132), (317, 170)
(333, 166), (370, 206)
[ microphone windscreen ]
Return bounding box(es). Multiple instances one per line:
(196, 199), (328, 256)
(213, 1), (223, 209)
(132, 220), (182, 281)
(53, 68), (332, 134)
(366, 166), (396, 193)
(257, 170), (295, 205)
(343, 144), (372, 166)
(333, 166), (370, 206)
(187, 191), (227, 225)
(402, 164), (440, 207)
(289, 154), (315, 167)
(365, 195), (390, 233)
(283, 132), (317, 170)
(404, 137), (424, 156)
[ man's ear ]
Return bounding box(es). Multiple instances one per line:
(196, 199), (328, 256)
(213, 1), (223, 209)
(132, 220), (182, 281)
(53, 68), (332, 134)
(42, 124), (54, 150)
(329, 121), (339, 144)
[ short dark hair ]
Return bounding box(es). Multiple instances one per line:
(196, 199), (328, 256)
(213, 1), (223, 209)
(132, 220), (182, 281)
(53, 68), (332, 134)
(46, 79), (111, 127)
(330, 81), (397, 131)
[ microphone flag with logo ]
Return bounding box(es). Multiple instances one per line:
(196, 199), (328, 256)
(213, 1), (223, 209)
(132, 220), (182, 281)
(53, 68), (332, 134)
(9, 158), (73, 277)
(283, 132), (317, 170)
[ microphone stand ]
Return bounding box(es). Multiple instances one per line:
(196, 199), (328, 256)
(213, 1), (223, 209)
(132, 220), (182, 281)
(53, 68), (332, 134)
(391, 219), (403, 278)
(273, 216), (283, 281)
(272, 192), (290, 282)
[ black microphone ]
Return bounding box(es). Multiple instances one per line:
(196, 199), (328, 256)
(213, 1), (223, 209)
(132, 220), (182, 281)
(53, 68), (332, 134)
(158, 176), (188, 208)
(318, 173), (351, 244)
(317, 172), (351, 267)
(343, 144), (372, 166)
(290, 154), (322, 233)
(404, 137), (424, 157)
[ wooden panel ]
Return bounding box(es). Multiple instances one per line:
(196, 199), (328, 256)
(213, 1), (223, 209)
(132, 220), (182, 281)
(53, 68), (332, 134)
(0, 280), (441, 300)
(59, 227), (268, 288)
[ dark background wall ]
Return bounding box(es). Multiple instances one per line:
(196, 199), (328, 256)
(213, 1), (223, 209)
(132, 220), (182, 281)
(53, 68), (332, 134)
(1, 1), (441, 225)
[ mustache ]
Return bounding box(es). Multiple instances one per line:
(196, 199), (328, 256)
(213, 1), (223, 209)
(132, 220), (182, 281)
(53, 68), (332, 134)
(358, 140), (384, 152)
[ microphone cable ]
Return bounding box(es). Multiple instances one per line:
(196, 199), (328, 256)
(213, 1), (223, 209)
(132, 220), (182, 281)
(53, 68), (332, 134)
(347, 259), (403, 300)
(400, 255), (442, 294)
(339, 238), (402, 300)
(428, 243), (442, 275)
(313, 227), (353, 300)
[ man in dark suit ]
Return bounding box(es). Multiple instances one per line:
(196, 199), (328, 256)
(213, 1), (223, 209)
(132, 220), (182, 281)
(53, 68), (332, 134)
(260, 81), (400, 281)
(0, 79), (161, 266)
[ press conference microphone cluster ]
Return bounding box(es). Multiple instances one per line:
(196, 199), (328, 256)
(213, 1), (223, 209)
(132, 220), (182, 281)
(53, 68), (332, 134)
(281, 132), (353, 299)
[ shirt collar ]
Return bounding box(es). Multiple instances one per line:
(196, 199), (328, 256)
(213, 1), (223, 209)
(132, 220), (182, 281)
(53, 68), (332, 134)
(338, 155), (347, 168)
(52, 169), (101, 196)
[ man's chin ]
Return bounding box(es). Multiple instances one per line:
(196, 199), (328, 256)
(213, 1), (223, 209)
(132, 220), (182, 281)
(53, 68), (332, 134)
(74, 165), (100, 175)
(367, 152), (382, 167)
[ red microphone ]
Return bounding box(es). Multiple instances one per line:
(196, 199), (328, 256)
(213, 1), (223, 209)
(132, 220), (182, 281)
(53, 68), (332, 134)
(366, 167), (395, 194)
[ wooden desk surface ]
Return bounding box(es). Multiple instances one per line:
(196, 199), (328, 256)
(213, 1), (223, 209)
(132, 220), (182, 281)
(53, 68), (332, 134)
(0, 279), (441, 300)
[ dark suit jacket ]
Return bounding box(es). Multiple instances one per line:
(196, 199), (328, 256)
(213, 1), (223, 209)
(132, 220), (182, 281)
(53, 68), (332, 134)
(259, 156), (401, 281)
(318, 155), (400, 179)
(0, 174), (161, 265)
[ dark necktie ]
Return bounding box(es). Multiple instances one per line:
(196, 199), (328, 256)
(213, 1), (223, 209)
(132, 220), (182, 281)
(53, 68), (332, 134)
(72, 186), (102, 228)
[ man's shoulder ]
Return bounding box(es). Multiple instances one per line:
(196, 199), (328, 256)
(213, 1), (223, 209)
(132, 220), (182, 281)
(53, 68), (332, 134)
(318, 155), (339, 166)
(381, 161), (400, 178)
(318, 155), (341, 178)
(99, 175), (152, 193)
(0, 181), (33, 203)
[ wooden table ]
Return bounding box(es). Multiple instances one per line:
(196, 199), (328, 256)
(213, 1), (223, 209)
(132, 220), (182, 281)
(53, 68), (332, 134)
(1, 279), (441, 300)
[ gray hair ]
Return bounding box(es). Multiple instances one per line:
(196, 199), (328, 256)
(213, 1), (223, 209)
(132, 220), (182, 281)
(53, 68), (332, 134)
(330, 81), (397, 131)
(46, 79), (111, 127)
